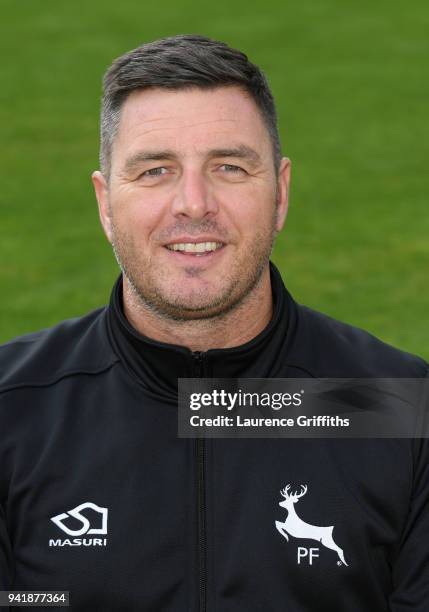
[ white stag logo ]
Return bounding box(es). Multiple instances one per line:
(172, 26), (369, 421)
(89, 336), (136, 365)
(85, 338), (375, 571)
(275, 484), (348, 566)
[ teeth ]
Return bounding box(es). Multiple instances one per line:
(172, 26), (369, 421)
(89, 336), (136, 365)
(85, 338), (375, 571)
(166, 242), (223, 253)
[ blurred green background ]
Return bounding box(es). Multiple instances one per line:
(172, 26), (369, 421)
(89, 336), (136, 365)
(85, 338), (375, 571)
(1, 0), (428, 359)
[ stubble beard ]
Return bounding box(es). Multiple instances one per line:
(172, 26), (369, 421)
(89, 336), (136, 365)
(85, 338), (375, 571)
(109, 208), (278, 323)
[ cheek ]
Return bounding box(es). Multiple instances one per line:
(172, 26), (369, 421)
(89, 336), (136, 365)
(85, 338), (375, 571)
(111, 192), (165, 240)
(222, 186), (276, 233)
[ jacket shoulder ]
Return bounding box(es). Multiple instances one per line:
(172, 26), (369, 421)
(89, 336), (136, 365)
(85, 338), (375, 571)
(0, 307), (118, 393)
(289, 302), (429, 377)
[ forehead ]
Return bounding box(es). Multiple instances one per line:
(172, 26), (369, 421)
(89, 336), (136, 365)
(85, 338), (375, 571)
(112, 85), (272, 161)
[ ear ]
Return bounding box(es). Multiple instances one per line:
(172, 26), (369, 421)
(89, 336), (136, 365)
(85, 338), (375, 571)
(275, 157), (291, 232)
(91, 171), (113, 243)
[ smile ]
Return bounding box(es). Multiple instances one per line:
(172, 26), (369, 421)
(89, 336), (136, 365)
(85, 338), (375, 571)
(165, 242), (224, 256)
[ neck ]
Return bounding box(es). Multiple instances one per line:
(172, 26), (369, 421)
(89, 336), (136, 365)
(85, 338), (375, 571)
(121, 267), (273, 352)
(287, 505), (298, 518)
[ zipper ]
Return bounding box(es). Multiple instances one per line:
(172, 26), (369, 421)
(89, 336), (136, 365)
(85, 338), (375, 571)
(193, 351), (207, 612)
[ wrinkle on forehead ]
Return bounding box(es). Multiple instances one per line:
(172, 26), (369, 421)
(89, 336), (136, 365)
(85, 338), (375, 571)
(125, 118), (238, 139)
(127, 116), (237, 127)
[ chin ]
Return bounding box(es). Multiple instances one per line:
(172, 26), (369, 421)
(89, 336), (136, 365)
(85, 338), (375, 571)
(158, 289), (235, 319)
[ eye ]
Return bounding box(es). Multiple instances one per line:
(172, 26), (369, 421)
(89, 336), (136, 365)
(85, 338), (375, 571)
(142, 167), (169, 177)
(220, 164), (245, 174)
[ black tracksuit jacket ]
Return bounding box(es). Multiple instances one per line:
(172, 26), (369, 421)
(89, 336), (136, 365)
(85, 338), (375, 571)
(0, 262), (428, 611)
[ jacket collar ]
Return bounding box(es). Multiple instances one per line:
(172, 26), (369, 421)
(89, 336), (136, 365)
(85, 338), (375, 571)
(106, 261), (296, 403)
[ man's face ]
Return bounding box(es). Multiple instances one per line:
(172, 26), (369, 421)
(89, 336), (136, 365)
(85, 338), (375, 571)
(93, 85), (290, 320)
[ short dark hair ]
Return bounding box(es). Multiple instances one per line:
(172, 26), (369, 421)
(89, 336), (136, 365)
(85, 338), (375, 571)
(100, 34), (282, 180)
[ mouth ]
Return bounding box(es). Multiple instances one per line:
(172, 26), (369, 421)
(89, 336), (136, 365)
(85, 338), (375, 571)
(163, 241), (225, 258)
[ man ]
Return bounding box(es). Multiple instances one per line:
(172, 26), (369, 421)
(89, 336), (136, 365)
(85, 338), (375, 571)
(0, 35), (428, 611)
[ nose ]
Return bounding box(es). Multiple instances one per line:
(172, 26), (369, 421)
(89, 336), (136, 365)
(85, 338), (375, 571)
(171, 168), (218, 219)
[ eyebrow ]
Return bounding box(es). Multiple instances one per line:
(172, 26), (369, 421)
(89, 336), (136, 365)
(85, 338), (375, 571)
(206, 145), (262, 166)
(123, 150), (178, 174)
(122, 144), (262, 174)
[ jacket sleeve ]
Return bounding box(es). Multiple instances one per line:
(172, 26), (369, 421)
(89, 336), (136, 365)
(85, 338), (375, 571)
(389, 436), (429, 610)
(0, 501), (12, 597)
(0, 390), (13, 597)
